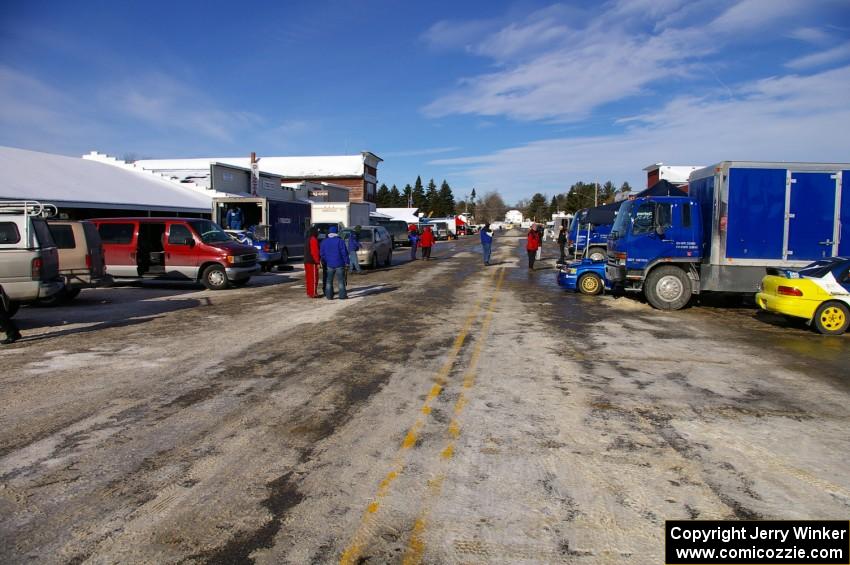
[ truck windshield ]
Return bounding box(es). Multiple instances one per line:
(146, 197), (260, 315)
(190, 220), (231, 243)
(610, 200), (632, 238)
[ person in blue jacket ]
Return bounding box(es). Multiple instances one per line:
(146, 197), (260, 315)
(225, 207), (243, 230)
(347, 226), (362, 273)
(480, 223), (493, 266)
(320, 225), (349, 299)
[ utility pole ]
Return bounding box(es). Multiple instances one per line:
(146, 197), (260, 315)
(594, 179), (598, 207)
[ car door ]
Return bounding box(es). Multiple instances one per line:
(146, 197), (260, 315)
(787, 171), (838, 260)
(164, 222), (199, 279)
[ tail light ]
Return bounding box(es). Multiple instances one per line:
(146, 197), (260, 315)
(85, 253), (92, 269)
(777, 286), (803, 297)
(263, 243), (270, 252)
(31, 257), (43, 280)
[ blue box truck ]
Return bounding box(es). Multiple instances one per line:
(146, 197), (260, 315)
(213, 196), (311, 263)
(569, 181), (686, 262)
(606, 161), (850, 310)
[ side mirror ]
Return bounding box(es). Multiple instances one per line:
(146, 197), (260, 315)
(185, 237), (195, 247)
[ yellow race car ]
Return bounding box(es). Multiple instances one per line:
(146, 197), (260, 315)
(756, 257), (850, 335)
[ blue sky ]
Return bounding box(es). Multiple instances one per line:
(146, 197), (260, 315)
(1, 0), (849, 204)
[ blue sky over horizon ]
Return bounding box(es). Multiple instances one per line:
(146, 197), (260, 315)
(1, 0), (849, 204)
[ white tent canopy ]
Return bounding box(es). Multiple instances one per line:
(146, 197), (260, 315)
(376, 207), (420, 224)
(0, 146), (212, 212)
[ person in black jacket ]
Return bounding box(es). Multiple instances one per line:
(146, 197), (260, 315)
(0, 285), (21, 345)
(557, 225), (567, 263)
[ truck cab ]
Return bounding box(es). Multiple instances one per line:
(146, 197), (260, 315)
(606, 196), (703, 310)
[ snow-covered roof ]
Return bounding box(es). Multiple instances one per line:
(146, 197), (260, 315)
(642, 163), (703, 184)
(376, 207), (420, 223)
(0, 146), (214, 212)
(134, 154), (374, 178)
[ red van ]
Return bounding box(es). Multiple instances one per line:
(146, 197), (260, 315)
(91, 217), (259, 290)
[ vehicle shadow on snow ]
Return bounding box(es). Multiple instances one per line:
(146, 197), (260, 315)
(14, 288), (208, 335)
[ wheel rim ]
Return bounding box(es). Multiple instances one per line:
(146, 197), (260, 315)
(581, 276), (599, 293)
(208, 270), (226, 286)
(820, 307), (846, 330)
(657, 275), (683, 302)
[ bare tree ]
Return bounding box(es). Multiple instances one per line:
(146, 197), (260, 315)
(477, 191), (507, 223)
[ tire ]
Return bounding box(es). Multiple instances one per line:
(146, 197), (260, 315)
(384, 249), (392, 267)
(370, 253), (378, 270)
(7, 301), (19, 318)
(65, 288), (81, 300)
(587, 247), (606, 262)
(578, 273), (603, 296)
(812, 301), (849, 335)
(644, 265), (691, 310)
(201, 264), (229, 290)
(280, 248), (289, 265)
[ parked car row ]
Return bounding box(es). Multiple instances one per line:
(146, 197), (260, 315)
(1, 202), (263, 317)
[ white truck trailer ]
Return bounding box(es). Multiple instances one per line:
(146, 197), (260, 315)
(310, 202), (371, 231)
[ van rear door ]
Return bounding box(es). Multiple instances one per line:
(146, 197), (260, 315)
(81, 221), (106, 277)
(786, 171), (840, 260)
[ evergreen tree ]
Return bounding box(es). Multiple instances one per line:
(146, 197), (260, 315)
(438, 180), (455, 217)
(389, 184), (402, 206)
(620, 181), (632, 193)
(468, 187), (477, 218)
(601, 181), (616, 204)
(412, 176), (426, 210)
(549, 195), (559, 216)
(527, 193), (549, 221)
(425, 178), (439, 215)
(376, 183), (390, 207)
(402, 184), (413, 207)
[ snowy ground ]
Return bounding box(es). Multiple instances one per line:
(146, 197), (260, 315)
(1, 232), (848, 564)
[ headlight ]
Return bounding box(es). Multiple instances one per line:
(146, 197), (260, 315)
(568, 268), (577, 274)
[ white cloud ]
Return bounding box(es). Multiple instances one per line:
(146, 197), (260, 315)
(788, 27), (831, 44)
(422, 0), (820, 123)
(786, 41), (850, 69)
(428, 65), (850, 202)
(106, 73), (264, 142)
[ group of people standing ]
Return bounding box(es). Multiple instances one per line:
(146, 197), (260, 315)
(407, 225), (435, 261)
(303, 225), (364, 300)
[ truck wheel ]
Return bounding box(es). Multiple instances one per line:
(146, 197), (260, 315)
(202, 264), (229, 290)
(645, 265), (691, 310)
(587, 247), (606, 262)
(812, 301), (849, 335)
(578, 273), (603, 295)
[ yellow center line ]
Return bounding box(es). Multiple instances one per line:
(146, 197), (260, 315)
(402, 267), (506, 565)
(339, 268), (500, 565)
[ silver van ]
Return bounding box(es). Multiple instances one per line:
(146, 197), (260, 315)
(0, 201), (63, 315)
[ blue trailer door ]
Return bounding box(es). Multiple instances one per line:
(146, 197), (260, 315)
(787, 172), (837, 260)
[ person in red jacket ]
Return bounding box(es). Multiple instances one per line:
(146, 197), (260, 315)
(304, 227), (321, 297)
(419, 226), (435, 260)
(526, 224), (541, 269)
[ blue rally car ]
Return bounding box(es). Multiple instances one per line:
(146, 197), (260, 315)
(226, 229), (282, 272)
(557, 258), (606, 295)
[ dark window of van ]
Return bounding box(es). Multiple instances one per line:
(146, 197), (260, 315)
(0, 222), (20, 244)
(49, 225), (76, 249)
(168, 224), (193, 245)
(98, 223), (134, 244)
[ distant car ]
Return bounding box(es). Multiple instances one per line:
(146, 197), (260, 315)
(557, 258), (606, 295)
(342, 226), (392, 269)
(756, 257), (850, 335)
(225, 229), (282, 272)
(373, 219), (409, 247)
(44, 220), (112, 304)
